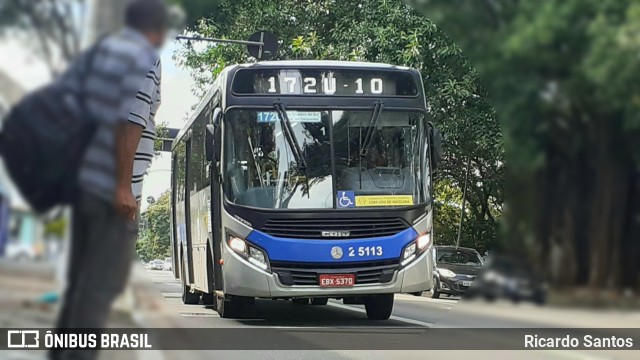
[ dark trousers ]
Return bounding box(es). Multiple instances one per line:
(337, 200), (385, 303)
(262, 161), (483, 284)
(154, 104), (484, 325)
(50, 191), (137, 360)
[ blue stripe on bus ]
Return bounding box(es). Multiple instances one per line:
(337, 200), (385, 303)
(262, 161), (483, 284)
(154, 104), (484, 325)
(245, 227), (418, 263)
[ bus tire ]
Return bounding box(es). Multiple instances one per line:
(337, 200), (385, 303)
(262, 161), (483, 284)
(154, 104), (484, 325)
(181, 257), (200, 305)
(431, 277), (441, 299)
(310, 298), (328, 305)
(216, 295), (254, 319)
(201, 292), (215, 305)
(292, 298), (309, 305)
(364, 294), (394, 320)
(216, 296), (239, 318)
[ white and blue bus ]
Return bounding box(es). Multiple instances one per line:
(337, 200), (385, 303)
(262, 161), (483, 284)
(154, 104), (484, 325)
(171, 60), (441, 319)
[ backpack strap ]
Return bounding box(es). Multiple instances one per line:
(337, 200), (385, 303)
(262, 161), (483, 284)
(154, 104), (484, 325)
(77, 37), (107, 114)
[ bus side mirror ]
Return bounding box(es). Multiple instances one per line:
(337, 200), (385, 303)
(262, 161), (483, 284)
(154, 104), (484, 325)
(205, 108), (222, 162)
(430, 126), (443, 172)
(205, 125), (215, 162)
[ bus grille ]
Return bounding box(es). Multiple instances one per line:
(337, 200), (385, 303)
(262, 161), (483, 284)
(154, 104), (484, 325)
(260, 217), (409, 239)
(272, 260), (399, 286)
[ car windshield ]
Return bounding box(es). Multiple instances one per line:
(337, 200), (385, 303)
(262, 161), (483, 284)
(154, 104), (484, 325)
(223, 109), (429, 209)
(437, 249), (483, 266)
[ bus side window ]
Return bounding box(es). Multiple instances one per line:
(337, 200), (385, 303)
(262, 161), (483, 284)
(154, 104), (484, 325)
(176, 142), (187, 202)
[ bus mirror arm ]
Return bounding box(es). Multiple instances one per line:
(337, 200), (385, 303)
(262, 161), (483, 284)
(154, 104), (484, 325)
(206, 108), (223, 162)
(206, 124), (216, 162)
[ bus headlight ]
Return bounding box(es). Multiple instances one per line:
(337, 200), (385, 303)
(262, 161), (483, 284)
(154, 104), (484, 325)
(403, 243), (417, 260)
(228, 236), (247, 254)
(416, 232), (431, 250)
(227, 235), (270, 271)
(401, 243), (417, 266)
(248, 247), (268, 270)
(400, 232), (432, 266)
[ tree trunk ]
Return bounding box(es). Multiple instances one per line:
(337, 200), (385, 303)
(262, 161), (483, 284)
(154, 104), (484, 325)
(622, 170), (640, 288)
(587, 121), (631, 289)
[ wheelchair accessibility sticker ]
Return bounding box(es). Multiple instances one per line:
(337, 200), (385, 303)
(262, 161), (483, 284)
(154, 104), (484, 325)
(337, 191), (355, 208)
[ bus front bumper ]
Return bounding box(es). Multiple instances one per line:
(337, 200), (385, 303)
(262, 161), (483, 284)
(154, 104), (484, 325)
(222, 248), (433, 298)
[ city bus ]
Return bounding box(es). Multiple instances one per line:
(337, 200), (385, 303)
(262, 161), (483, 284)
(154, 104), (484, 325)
(170, 60), (441, 319)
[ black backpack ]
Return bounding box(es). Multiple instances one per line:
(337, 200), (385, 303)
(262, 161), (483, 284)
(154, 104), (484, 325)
(0, 42), (102, 214)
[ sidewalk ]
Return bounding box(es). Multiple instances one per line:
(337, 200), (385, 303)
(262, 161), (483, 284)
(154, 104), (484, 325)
(0, 259), (158, 360)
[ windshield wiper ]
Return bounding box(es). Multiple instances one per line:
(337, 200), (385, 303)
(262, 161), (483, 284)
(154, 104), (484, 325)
(358, 101), (384, 189)
(360, 101), (384, 158)
(273, 102), (309, 196)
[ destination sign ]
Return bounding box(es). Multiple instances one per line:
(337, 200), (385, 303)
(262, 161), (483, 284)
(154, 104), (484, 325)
(232, 68), (419, 96)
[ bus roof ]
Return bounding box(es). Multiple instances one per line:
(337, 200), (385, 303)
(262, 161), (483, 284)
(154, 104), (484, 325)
(231, 60), (414, 71)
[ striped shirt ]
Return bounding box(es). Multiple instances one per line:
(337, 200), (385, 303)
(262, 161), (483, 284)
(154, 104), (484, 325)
(129, 60), (162, 202)
(55, 28), (159, 203)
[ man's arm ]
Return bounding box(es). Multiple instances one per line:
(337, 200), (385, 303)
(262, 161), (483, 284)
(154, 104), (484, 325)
(114, 57), (160, 220)
(114, 122), (143, 220)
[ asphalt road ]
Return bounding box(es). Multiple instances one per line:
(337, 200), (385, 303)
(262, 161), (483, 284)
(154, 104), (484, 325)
(141, 269), (639, 360)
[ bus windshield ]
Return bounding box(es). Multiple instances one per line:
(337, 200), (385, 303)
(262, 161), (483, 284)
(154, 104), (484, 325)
(224, 109), (429, 209)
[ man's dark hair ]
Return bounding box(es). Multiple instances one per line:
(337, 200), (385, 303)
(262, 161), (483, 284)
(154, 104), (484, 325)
(125, 0), (168, 32)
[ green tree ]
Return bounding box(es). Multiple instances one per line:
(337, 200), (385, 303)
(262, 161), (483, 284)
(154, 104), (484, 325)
(0, 0), (85, 74)
(167, 0), (223, 27)
(175, 0), (504, 250)
(409, 0), (640, 290)
(137, 191), (172, 262)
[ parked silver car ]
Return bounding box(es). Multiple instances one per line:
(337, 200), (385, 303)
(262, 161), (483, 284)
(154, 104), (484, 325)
(149, 259), (164, 270)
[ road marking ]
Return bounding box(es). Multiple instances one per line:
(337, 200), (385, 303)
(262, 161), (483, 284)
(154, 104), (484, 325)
(161, 292), (182, 298)
(180, 312), (219, 317)
(395, 294), (459, 304)
(327, 302), (434, 327)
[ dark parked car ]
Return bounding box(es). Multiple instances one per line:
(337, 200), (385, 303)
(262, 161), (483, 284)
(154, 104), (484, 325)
(466, 254), (547, 304)
(432, 246), (483, 298)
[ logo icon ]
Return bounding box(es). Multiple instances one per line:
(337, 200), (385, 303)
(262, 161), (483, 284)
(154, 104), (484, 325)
(330, 246), (343, 259)
(321, 230), (351, 238)
(337, 191), (355, 208)
(7, 330), (39, 348)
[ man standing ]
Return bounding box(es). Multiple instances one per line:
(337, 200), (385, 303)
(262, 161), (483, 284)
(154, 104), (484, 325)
(129, 58), (162, 210)
(51, 1), (167, 359)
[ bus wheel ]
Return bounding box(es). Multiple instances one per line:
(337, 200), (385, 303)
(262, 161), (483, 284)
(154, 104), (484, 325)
(364, 294), (394, 320)
(201, 292), (215, 306)
(216, 295), (254, 319)
(181, 257), (200, 305)
(310, 298), (328, 306)
(292, 298), (309, 305)
(431, 277), (441, 299)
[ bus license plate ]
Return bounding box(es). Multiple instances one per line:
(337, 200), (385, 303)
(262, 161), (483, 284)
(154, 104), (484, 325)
(319, 274), (355, 287)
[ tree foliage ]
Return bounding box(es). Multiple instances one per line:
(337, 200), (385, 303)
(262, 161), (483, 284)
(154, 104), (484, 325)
(0, 0), (85, 73)
(167, 0), (223, 28)
(175, 0), (504, 249)
(409, 0), (640, 289)
(136, 191), (172, 262)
